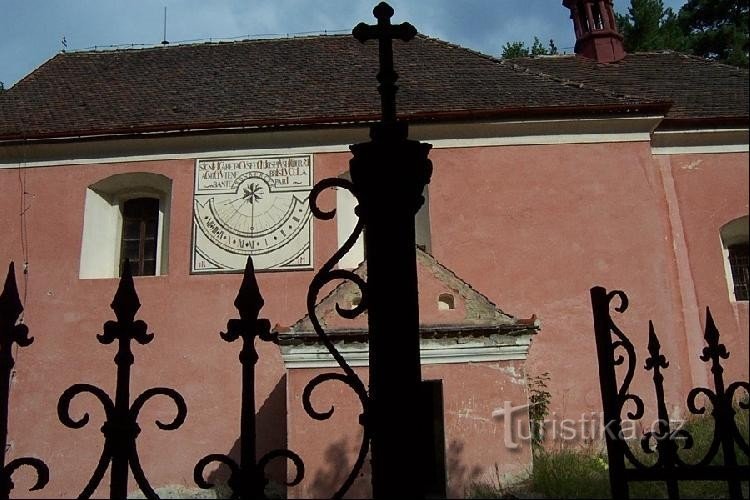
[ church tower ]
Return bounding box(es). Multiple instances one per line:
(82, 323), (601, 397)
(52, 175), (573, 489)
(563, 0), (626, 63)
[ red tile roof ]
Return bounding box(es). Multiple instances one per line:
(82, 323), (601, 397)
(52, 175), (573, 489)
(511, 52), (749, 126)
(0, 35), (666, 141)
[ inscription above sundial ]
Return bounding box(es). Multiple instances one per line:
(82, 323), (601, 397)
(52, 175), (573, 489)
(191, 155), (313, 273)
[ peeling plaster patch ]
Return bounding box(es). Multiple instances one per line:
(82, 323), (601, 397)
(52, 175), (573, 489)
(480, 364), (525, 384)
(455, 408), (491, 423)
(63, 312), (80, 323)
(682, 159), (703, 171)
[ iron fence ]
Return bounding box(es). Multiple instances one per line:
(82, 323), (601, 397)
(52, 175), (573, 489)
(591, 286), (749, 500)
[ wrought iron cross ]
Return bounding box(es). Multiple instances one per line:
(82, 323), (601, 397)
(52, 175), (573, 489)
(353, 2), (417, 123)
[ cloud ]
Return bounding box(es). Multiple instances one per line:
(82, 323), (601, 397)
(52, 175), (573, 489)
(0, 0), (687, 87)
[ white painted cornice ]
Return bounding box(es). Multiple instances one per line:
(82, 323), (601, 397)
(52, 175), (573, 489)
(651, 128), (749, 155)
(0, 116), (663, 168)
(279, 333), (534, 369)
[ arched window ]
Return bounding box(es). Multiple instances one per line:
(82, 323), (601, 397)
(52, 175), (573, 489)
(335, 171), (431, 270)
(437, 293), (455, 311)
(336, 171), (365, 270)
(720, 215), (749, 301)
(120, 198), (160, 276)
(80, 173), (172, 278)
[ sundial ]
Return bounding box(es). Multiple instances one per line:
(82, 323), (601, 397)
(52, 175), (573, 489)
(191, 155), (313, 273)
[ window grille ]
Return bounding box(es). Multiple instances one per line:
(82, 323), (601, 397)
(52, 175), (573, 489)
(120, 198), (159, 276)
(728, 243), (749, 301)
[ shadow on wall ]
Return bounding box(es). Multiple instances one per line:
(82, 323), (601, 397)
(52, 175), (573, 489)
(310, 438), (372, 499)
(206, 375), (288, 495)
(306, 438), (480, 498)
(446, 439), (482, 498)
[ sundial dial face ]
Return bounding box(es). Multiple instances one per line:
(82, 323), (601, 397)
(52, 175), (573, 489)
(192, 155), (313, 273)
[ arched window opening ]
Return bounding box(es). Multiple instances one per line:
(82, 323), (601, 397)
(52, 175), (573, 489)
(728, 244), (748, 300)
(720, 215), (749, 301)
(336, 171), (431, 269)
(351, 295), (362, 308)
(577, 1), (591, 32)
(438, 293), (455, 311)
(121, 198), (160, 276)
(592, 3), (604, 30)
(80, 172), (172, 279)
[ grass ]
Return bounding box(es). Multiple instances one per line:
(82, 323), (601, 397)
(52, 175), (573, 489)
(468, 408), (749, 499)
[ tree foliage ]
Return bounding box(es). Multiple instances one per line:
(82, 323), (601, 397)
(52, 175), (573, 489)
(679, 0), (749, 67)
(616, 0), (748, 66)
(502, 0), (749, 67)
(615, 0), (688, 52)
(501, 37), (559, 59)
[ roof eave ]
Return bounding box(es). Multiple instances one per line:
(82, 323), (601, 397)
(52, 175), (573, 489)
(0, 102), (669, 143)
(657, 116), (750, 131)
(277, 323), (540, 346)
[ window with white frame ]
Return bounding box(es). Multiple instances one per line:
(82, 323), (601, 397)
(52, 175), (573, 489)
(336, 172), (431, 270)
(336, 172), (365, 270)
(79, 173), (172, 278)
(720, 215), (749, 301)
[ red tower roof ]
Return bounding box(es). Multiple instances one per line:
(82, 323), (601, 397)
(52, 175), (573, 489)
(563, 0), (626, 63)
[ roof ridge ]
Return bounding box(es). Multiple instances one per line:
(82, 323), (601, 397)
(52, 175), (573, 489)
(506, 56), (665, 106)
(672, 52), (749, 72)
(61, 32), (353, 56)
(416, 34), (502, 64)
(287, 259), (367, 331)
(415, 248), (511, 318)
(287, 248), (521, 332)
(621, 50), (748, 74)
(420, 36), (655, 106)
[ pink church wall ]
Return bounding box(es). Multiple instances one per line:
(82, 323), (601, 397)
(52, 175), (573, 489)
(427, 142), (748, 426)
(0, 156), (346, 497)
(286, 361), (530, 499)
(0, 139), (747, 497)
(664, 152), (749, 383)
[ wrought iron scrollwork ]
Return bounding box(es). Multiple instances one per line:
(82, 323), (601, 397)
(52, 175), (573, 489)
(57, 262), (187, 499)
(302, 178), (370, 499)
(194, 256), (303, 500)
(591, 286), (749, 500)
(0, 263), (49, 499)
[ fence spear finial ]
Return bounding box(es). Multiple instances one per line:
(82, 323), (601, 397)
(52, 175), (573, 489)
(234, 256), (264, 323)
(0, 263), (23, 325)
(110, 260), (141, 324)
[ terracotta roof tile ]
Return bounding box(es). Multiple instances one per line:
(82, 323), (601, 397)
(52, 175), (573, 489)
(0, 35), (659, 141)
(511, 52), (749, 124)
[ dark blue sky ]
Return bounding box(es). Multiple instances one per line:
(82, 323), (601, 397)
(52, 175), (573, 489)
(1, 0), (687, 88)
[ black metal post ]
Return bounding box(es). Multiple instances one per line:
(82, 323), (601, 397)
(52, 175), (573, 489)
(592, 287), (749, 498)
(352, 3), (432, 497)
(0, 263), (48, 499)
(58, 261), (186, 499)
(110, 327), (135, 498)
(644, 323), (679, 499)
(238, 333), (260, 498)
(700, 309), (742, 499)
(194, 256), (303, 499)
(590, 286), (629, 500)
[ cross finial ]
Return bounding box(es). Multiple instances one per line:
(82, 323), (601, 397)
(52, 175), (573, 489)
(353, 2), (417, 124)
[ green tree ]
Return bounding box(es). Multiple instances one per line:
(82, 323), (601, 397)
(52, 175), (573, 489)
(615, 0), (688, 52)
(678, 0), (749, 67)
(501, 40), (530, 59)
(501, 37), (558, 59)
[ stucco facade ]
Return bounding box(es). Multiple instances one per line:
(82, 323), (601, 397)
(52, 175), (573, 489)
(0, 120), (747, 497)
(0, 4), (747, 495)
